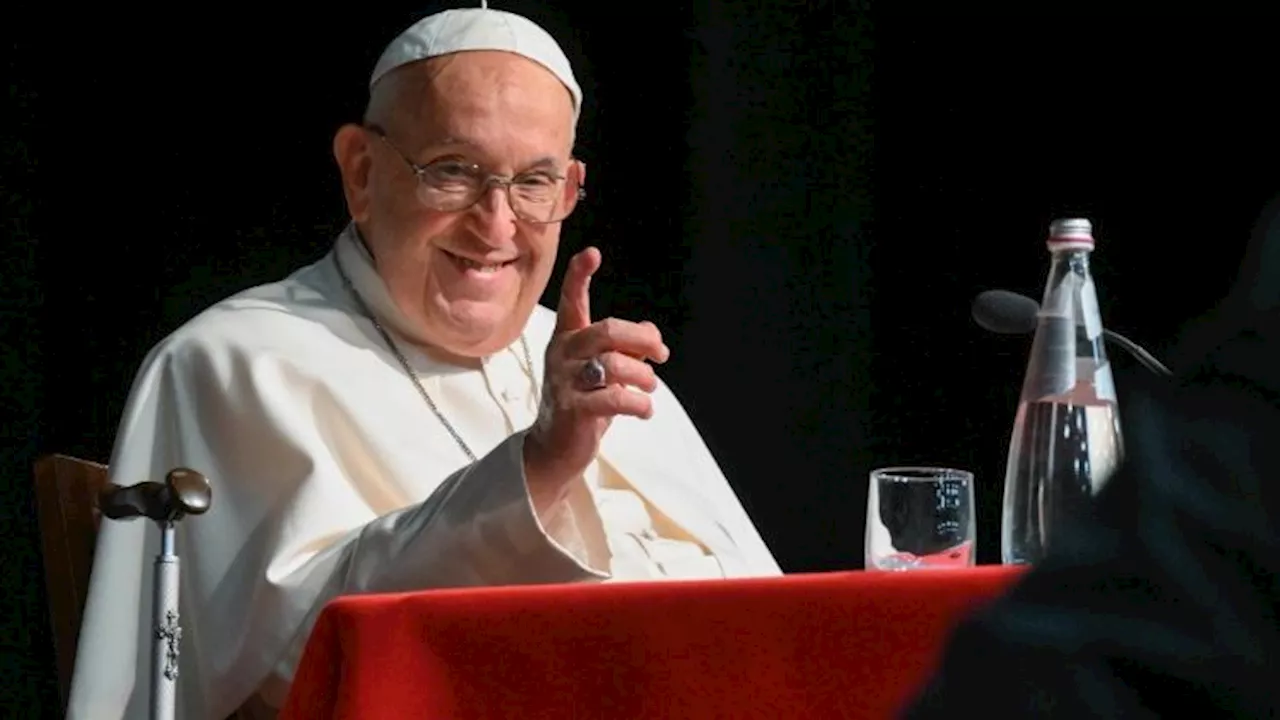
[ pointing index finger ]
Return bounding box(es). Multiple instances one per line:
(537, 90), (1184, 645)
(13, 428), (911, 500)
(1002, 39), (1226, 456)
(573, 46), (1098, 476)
(555, 246), (602, 334)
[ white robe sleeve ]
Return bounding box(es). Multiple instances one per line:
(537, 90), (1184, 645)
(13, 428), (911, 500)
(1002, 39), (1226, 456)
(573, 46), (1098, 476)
(68, 329), (606, 720)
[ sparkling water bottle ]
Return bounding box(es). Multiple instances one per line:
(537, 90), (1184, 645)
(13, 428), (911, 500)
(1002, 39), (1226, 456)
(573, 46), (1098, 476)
(1000, 218), (1124, 565)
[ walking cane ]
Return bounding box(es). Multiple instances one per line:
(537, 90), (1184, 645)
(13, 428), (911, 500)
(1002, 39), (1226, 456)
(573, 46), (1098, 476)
(99, 468), (212, 720)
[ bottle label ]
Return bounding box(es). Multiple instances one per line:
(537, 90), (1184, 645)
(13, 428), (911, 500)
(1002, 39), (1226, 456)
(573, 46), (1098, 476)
(1043, 274), (1075, 317)
(1021, 315), (1076, 400)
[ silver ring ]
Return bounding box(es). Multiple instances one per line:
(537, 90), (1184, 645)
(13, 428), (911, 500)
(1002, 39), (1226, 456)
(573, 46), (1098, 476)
(580, 355), (607, 390)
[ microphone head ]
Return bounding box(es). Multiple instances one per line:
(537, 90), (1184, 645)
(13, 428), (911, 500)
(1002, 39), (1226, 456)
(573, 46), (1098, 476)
(973, 289), (1040, 335)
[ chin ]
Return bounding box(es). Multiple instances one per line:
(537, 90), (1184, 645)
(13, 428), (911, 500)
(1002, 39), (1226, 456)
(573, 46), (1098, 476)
(440, 300), (529, 355)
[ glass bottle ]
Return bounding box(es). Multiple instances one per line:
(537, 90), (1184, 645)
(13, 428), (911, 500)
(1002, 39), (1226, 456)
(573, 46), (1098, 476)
(1000, 218), (1124, 565)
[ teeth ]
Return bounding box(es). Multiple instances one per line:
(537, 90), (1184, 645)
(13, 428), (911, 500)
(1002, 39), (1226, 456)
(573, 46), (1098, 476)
(457, 256), (507, 272)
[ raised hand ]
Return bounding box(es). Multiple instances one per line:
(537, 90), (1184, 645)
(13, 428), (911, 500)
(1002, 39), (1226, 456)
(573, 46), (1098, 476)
(523, 247), (669, 508)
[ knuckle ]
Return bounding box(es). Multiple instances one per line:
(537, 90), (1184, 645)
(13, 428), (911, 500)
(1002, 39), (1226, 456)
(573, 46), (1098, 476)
(599, 317), (622, 342)
(607, 353), (652, 389)
(604, 351), (629, 375)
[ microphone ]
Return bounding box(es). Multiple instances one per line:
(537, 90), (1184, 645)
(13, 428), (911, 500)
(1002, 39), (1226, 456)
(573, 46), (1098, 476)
(972, 289), (1173, 377)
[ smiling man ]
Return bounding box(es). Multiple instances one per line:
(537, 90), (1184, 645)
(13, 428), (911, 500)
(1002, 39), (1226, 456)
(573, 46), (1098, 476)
(68, 6), (780, 719)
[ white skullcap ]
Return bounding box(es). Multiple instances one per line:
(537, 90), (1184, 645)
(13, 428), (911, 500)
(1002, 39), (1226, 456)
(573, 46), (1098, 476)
(369, 3), (582, 123)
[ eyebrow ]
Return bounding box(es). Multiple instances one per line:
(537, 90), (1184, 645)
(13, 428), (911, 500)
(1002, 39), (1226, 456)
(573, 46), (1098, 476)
(433, 136), (562, 171)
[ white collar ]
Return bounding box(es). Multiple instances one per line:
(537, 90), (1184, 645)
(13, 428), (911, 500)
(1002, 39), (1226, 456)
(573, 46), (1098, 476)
(334, 223), (445, 349)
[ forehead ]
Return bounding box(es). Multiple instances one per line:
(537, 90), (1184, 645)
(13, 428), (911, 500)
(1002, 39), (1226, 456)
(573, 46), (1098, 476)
(391, 51), (575, 158)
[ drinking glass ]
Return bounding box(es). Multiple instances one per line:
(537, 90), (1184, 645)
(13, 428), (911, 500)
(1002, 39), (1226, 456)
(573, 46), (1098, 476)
(864, 466), (976, 571)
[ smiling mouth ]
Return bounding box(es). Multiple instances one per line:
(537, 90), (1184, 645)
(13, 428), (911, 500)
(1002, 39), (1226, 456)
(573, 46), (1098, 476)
(444, 250), (517, 274)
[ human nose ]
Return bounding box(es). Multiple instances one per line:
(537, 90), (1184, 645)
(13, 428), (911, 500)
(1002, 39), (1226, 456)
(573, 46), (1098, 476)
(470, 180), (519, 240)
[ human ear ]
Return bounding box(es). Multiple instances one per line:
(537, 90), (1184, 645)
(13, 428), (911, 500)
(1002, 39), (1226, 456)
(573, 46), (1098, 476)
(333, 124), (375, 222)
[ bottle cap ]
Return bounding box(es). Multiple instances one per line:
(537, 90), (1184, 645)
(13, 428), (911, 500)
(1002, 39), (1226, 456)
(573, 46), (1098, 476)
(1047, 217), (1095, 250)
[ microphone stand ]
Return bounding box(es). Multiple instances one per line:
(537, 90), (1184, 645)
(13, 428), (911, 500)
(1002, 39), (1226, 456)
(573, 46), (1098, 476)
(1103, 328), (1173, 377)
(100, 468), (212, 720)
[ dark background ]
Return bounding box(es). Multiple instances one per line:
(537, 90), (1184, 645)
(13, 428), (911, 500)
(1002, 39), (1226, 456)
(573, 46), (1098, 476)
(4, 2), (1277, 713)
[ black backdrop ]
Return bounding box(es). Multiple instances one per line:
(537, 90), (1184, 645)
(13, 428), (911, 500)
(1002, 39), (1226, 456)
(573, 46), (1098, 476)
(4, 3), (1277, 713)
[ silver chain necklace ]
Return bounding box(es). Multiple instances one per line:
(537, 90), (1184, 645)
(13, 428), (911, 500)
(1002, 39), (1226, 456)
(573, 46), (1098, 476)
(332, 250), (539, 463)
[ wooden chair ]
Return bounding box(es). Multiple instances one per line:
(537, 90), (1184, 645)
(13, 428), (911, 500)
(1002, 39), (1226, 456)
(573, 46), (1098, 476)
(33, 453), (109, 715)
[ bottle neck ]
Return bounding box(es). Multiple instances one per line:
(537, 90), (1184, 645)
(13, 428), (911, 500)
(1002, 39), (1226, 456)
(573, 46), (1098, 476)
(1042, 248), (1094, 304)
(1048, 247), (1093, 270)
(1020, 245), (1115, 405)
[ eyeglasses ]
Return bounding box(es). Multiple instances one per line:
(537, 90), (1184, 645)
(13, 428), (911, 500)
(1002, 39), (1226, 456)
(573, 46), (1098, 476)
(366, 124), (585, 225)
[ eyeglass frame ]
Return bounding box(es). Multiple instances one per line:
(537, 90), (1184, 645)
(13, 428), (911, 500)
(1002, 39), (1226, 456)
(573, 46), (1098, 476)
(364, 123), (586, 225)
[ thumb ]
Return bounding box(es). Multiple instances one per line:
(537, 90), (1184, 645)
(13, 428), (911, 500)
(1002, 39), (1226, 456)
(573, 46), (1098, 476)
(556, 247), (601, 333)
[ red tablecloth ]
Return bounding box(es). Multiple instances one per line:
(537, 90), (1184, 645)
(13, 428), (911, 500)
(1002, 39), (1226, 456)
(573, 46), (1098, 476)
(281, 566), (1023, 719)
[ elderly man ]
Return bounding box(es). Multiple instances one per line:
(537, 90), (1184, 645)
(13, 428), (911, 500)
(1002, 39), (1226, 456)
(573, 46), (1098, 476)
(68, 6), (780, 719)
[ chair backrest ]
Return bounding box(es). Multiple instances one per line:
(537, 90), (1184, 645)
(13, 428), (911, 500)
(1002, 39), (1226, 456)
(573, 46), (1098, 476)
(33, 453), (109, 714)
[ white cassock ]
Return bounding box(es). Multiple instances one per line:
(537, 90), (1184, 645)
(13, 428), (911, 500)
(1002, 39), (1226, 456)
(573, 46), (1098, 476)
(67, 224), (782, 719)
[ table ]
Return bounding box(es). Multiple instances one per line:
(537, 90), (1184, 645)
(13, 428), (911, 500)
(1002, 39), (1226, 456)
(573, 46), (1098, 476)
(281, 566), (1023, 719)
